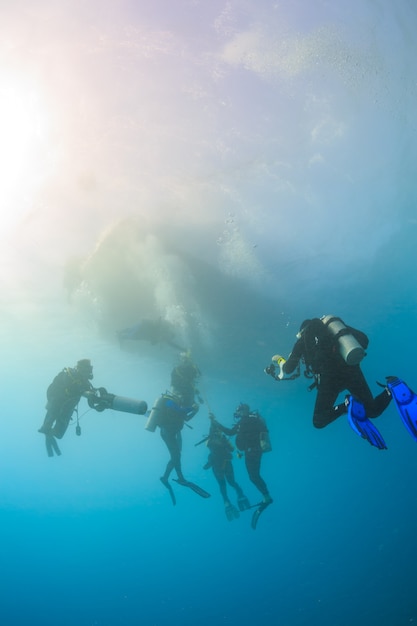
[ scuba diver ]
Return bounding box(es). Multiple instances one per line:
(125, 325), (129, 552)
(38, 361), (148, 457)
(202, 413), (251, 522)
(38, 359), (95, 457)
(170, 351), (202, 405)
(210, 403), (272, 530)
(265, 315), (394, 450)
(117, 318), (185, 351)
(145, 353), (210, 504)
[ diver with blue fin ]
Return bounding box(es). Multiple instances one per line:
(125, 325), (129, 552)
(266, 316), (392, 448)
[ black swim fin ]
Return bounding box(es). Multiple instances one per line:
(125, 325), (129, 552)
(347, 395), (387, 450)
(160, 477), (176, 506)
(386, 377), (417, 442)
(173, 478), (211, 499)
(251, 499), (273, 530)
(45, 435), (62, 457)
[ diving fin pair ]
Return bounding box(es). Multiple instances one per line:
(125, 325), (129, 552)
(225, 503), (240, 521)
(347, 396), (387, 450)
(45, 435), (62, 458)
(386, 377), (417, 442)
(237, 495), (251, 512)
(173, 478), (211, 499)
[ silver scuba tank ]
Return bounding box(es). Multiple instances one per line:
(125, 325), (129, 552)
(321, 315), (366, 366)
(110, 395), (148, 415)
(145, 394), (166, 432)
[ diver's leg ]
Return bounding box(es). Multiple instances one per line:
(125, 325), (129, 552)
(161, 460), (174, 481)
(224, 461), (245, 498)
(45, 435), (54, 457)
(160, 429), (175, 480)
(347, 367), (391, 418)
(173, 431), (185, 481)
(38, 410), (55, 434)
(161, 429), (185, 482)
(213, 459), (240, 519)
(312, 373), (345, 428)
(51, 406), (73, 439)
(245, 451), (269, 498)
(212, 462), (228, 502)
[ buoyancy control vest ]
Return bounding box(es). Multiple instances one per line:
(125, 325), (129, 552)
(145, 392), (195, 432)
(207, 422), (234, 455)
(46, 368), (90, 402)
(236, 412), (271, 453)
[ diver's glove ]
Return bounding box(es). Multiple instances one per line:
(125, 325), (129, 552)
(272, 355), (286, 379)
(83, 389), (97, 401)
(84, 387), (113, 411)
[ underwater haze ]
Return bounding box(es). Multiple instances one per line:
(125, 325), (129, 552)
(1, 1), (417, 625)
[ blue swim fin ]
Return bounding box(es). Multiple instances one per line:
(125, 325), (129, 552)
(347, 396), (387, 450)
(386, 377), (417, 442)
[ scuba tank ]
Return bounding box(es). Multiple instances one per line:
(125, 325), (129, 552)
(145, 394), (167, 432)
(110, 395), (147, 415)
(320, 315), (366, 366)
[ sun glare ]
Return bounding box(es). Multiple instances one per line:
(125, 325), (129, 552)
(0, 74), (50, 236)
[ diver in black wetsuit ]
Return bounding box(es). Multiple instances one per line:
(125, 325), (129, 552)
(38, 359), (94, 457)
(204, 415), (250, 521)
(275, 317), (392, 429)
(170, 352), (201, 406)
(159, 395), (199, 487)
(210, 404), (272, 507)
(145, 353), (210, 503)
(159, 352), (201, 486)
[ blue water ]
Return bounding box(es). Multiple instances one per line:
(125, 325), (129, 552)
(1, 1), (417, 624)
(2, 306), (417, 625)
